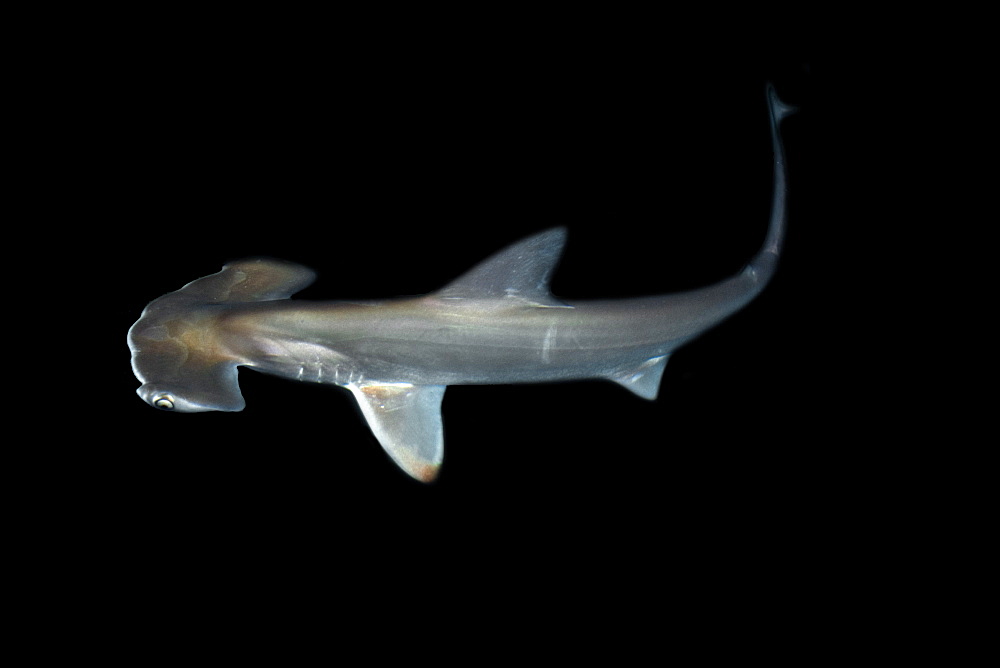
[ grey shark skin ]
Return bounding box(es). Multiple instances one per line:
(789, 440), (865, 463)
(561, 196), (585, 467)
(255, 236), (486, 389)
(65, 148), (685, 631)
(128, 86), (795, 483)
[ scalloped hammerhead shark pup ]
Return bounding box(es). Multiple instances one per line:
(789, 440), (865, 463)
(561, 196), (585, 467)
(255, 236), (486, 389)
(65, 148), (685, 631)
(128, 86), (795, 482)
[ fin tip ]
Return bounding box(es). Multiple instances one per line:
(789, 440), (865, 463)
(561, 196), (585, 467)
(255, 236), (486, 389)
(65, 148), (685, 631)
(766, 82), (797, 121)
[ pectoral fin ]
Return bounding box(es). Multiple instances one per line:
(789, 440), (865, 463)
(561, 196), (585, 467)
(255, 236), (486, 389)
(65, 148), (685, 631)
(348, 383), (447, 482)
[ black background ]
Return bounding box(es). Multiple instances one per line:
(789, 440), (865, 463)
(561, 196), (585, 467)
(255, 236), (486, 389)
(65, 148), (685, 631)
(60, 24), (821, 603)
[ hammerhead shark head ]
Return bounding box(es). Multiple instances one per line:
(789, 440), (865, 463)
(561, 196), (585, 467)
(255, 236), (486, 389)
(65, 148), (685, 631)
(128, 85), (794, 482)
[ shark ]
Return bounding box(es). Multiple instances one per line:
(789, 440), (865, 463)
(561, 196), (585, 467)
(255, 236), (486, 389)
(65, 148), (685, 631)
(128, 85), (795, 482)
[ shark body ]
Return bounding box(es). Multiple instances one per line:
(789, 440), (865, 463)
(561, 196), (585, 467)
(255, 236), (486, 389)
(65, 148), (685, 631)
(128, 86), (794, 482)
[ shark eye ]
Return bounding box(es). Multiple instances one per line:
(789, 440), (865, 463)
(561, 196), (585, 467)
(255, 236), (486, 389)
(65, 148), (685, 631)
(153, 395), (175, 410)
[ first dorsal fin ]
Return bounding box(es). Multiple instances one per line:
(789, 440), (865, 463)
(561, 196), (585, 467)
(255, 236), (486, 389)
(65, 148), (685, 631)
(434, 227), (570, 307)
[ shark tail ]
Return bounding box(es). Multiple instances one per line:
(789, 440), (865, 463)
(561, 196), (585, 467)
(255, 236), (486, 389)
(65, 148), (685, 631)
(745, 84), (796, 288)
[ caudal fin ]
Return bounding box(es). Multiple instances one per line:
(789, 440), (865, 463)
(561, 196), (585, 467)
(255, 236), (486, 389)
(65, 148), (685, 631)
(748, 84), (796, 285)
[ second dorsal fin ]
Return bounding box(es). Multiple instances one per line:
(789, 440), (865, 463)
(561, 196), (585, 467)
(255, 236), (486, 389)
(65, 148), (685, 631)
(434, 227), (570, 307)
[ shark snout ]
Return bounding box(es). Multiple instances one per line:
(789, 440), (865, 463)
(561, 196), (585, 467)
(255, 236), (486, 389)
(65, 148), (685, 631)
(136, 384), (230, 413)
